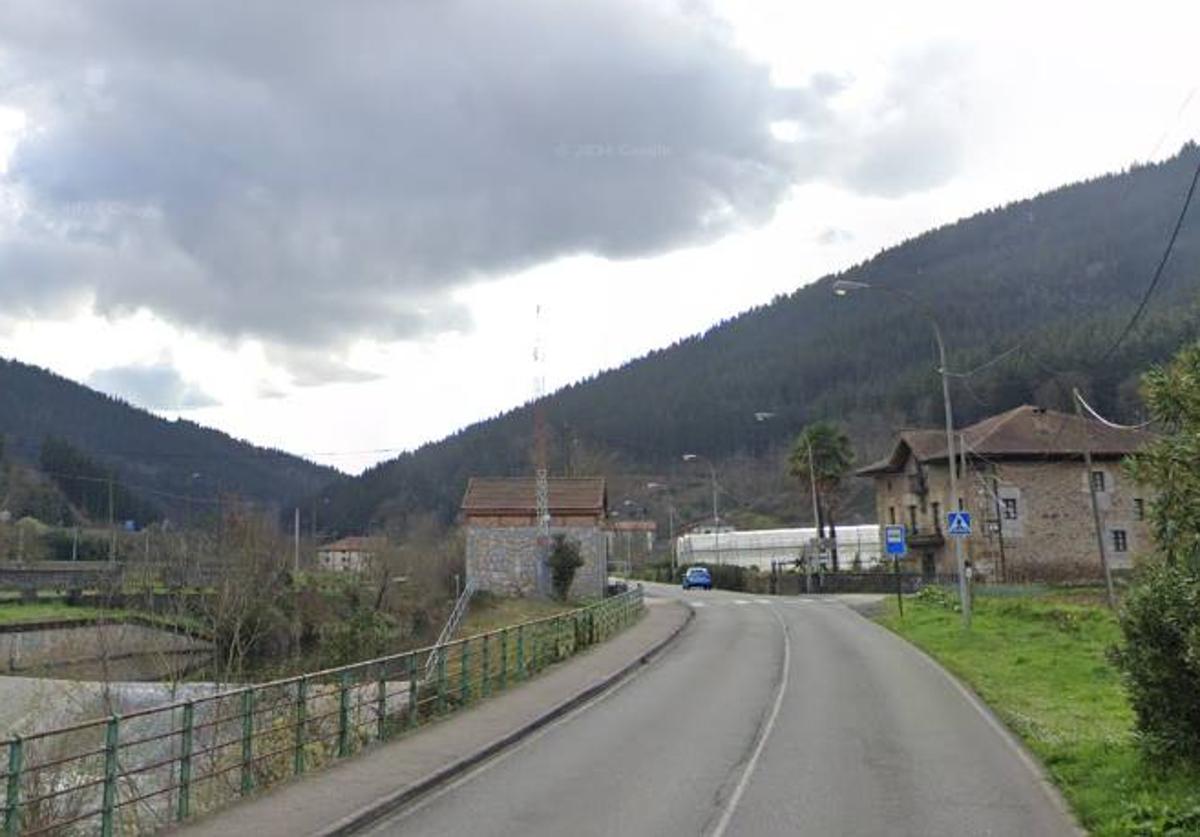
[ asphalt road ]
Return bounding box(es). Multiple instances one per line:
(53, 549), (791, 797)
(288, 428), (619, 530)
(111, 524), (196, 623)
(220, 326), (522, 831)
(363, 584), (1079, 837)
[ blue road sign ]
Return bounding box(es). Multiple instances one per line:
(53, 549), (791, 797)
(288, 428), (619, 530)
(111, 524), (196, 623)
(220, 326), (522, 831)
(884, 525), (907, 557)
(947, 511), (972, 536)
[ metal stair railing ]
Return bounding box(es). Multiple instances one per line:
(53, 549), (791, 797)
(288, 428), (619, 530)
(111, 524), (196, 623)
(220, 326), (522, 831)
(423, 577), (477, 683)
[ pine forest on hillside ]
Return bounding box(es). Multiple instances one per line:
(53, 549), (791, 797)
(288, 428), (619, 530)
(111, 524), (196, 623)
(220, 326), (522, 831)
(312, 144), (1200, 538)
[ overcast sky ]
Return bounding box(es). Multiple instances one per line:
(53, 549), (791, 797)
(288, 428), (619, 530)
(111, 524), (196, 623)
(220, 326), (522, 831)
(0, 0), (1197, 473)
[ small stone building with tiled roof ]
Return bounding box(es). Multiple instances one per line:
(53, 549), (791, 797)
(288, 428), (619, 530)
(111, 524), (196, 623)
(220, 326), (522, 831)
(858, 405), (1154, 582)
(317, 536), (386, 573)
(461, 477), (609, 598)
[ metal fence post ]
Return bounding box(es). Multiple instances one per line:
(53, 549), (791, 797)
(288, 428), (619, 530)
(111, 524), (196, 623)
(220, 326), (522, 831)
(294, 677), (308, 776)
(338, 673), (351, 758)
(241, 690), (254, 795)
(376, 665), (388, 742)
(177, 702), (194, 822)
(407, 654), (418, 730)
(500, 628), (508, 690)
(436, 647), (448, 714)
(529, 623), (539, 674)
(5, 737), (22, 837)
(101, 715), (119, 837)
(460, 640), (471, 704)
(481, 634), (491, 698)
(516, 625), (525, 681)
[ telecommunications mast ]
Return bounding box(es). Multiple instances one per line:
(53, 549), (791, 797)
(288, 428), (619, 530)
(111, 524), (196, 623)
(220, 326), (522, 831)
(533, 305), (551, 590)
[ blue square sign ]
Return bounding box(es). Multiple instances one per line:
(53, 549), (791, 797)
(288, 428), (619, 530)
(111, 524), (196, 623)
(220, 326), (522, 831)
(947, 511), (972, 536)
(884, 525), (907, 556)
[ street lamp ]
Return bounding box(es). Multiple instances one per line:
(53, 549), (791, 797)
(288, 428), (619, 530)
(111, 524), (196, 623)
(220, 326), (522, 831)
(832, 278), (972, 627)
(682, 453), (722, 565)
(646, 482), (677, 576)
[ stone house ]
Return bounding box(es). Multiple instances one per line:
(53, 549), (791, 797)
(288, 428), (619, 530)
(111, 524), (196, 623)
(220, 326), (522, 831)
(461, 477), (609, 599)
(857, 405), (1154, 582)
(316, 536), (385, 573)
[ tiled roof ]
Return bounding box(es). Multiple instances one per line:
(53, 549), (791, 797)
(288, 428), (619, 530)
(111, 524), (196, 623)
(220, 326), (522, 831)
(857, 405), (1153, 475)
(609, 520), (657, 532)
(461, 477), (607, 515)
(318, 536), (386, 553)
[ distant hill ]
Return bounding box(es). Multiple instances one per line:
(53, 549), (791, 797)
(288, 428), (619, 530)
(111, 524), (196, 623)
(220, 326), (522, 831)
(0, 357), (341, 524)
(317, 143), (1200, 536)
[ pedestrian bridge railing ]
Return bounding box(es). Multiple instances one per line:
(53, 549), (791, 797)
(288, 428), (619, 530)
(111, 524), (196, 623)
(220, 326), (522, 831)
(0, 586), (645, 836)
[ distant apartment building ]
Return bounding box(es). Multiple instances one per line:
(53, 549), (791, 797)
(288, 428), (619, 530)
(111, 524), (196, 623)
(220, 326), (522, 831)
(461, 477), (609, 599)
(857, 405), (1154, 582)
(316, 536), (385, 573)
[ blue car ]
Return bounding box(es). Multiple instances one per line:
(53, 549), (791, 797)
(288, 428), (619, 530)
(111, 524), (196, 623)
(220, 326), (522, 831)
(682, 566), (712, 590)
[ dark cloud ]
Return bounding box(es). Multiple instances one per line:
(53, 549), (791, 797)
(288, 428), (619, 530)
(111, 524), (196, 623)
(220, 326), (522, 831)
(0, 2), (967, 382)
(88, 362), (218, 410)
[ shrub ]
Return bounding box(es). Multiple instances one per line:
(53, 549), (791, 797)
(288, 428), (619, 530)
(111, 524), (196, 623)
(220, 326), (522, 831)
(548, 535), (584, 600)
(1111, 562), (1200, 765)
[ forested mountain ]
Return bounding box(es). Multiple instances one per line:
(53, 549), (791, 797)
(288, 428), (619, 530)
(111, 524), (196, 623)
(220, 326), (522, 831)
(0, 358), (341, 524)
(317, 144), (1200, 535)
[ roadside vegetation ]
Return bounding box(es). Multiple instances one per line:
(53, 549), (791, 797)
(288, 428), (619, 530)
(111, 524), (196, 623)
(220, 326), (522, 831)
(879, 587), (1200, 835)
(457, 591), (572, 637)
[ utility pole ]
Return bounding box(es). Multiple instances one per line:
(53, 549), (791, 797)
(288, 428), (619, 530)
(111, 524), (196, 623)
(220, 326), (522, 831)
(683, 454), (721, 565)
(990, 473), (1008, 583)
(1074, 390), (1117, 609)
(833, 279), (970, 628)
(108, 475), (115, 564)
(293, 507), (300, 576)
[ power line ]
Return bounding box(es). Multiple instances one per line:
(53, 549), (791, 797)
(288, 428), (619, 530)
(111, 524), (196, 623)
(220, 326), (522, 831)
(1096, 150), (1200, 366)
(1073, 389), (1153, 431)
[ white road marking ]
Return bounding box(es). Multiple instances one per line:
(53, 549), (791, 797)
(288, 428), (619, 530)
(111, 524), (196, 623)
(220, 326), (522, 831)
(691, 601), (707, 608)
(711, 603), (791, 837)
(755, 599), (771, 605)
(733, 599), (750, 605)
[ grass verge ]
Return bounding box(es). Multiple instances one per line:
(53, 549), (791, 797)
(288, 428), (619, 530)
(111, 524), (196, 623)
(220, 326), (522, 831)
(457, 592), (573, 637)
(878, 588), (1200, 836)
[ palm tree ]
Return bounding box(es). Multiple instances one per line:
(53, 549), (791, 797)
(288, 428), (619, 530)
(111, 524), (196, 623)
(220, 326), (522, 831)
(789, 422), (855, 572)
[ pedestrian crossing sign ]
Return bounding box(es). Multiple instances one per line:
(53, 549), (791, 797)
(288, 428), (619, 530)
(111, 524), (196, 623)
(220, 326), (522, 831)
(947, 511), (972, 536)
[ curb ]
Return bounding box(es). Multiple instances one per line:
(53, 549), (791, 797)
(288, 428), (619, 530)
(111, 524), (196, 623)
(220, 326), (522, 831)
(318, 600), (696, 836)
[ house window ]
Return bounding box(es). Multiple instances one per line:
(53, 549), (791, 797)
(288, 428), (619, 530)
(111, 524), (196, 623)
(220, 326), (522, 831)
(1002, 498), (1018, 520)
(1090, 471), (1107, 493)
(907, 505), (917, 531)
(1134, 498), (1145, 520)
(931, 502), (941, 529)
(1111, 529), (1128, 553)
(888, 506), (896, 525)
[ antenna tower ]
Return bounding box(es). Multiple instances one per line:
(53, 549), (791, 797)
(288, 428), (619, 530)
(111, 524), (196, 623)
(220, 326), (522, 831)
(533, 305), (551, 583)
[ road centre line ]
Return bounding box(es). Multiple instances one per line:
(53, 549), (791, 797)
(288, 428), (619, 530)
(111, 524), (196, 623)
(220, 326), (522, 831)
(709, 604), (791, 837)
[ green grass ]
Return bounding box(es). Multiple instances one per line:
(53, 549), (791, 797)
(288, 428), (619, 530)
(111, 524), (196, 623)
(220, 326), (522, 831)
(0, 600), (206, 634)
(457, 592), (574, 638)
(878, 589), (1200, 835)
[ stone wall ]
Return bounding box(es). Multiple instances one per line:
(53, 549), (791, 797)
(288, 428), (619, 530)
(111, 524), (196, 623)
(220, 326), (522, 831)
(466, 524), (607, 599)
(871, 456), (1153, 581)
(0, 620), (212, 674)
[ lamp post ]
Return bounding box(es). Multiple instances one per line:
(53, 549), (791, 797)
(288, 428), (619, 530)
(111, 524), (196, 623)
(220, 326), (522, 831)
(682, 453), (721, 566)
(833, 279), (971, 628)
(646, 482), (677, 577)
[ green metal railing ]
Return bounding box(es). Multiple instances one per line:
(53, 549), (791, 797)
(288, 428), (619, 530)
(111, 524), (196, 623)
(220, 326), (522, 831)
(0, 586), (644, 836)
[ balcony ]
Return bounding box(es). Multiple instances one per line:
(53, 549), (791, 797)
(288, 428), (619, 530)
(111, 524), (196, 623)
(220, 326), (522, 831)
(908, 528), (944, 548)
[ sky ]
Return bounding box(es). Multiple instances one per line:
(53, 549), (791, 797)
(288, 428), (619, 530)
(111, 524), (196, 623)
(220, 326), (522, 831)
(0, 0), (1197, 474)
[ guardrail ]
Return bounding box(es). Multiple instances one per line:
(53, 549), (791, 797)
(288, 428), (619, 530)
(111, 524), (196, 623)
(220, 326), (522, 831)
(0, 586), (645, 836)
